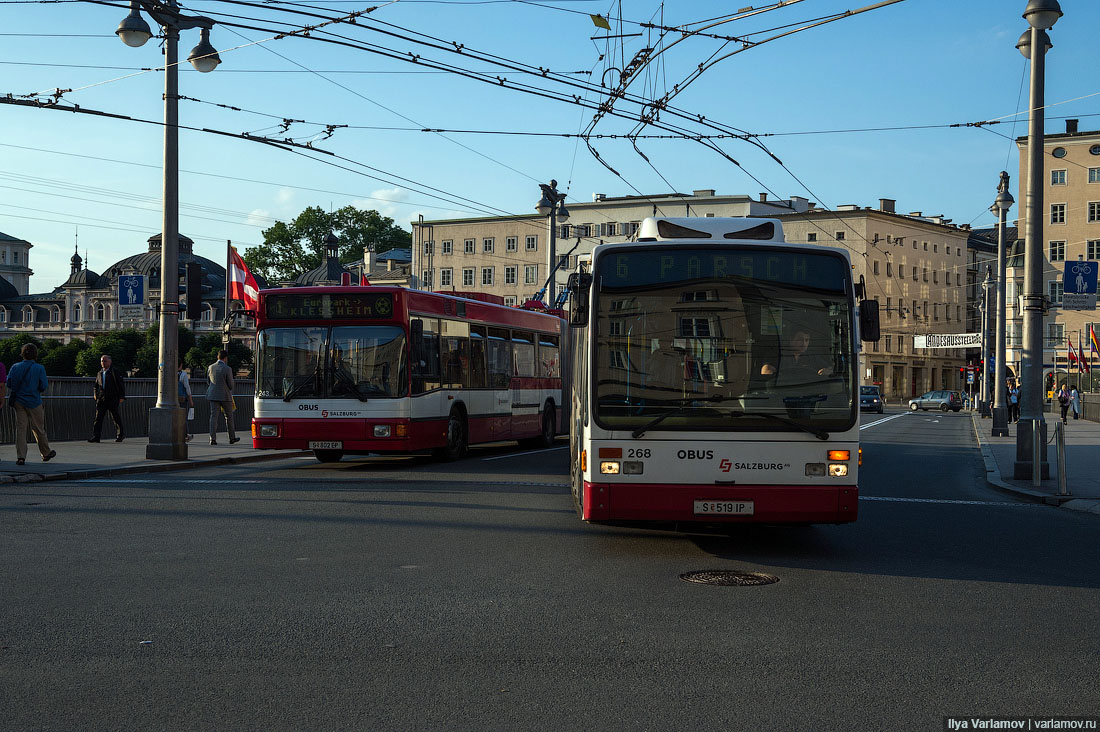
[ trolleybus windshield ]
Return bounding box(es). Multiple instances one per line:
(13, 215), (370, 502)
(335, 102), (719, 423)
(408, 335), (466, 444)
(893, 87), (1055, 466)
(592, 247), (856, 434)
(256, 325), (408, 400)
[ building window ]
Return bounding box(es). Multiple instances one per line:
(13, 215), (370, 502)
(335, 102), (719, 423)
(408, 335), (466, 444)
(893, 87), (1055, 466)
(0, 308), (6, 323)
(885, 335), (892, 352)
(504, 296), (517, 307)
(933, 271), (938, 284)
(505, 266), (517, 285)
(560, 224), (571, 239)
(913, 267), (918, 282)
(886, 262), (892, 277)
(1051, 169), (1067, 185)
(421, 270), (433, 288)
(464, 239), (475, 254)
(957, 273), (962, 286)
(1048, 323), (1064, 347)
(72, 303), (80, 322)
(462, 268), (474, 287)
(1048, 279), (1063, 305)
(835, 231), (845, 241)
(807, 233), (817, 242)
(1089, 240), (1100, 259)
(1049, 240), (1066, 261)
(506, 237), (517, 252)
(923, 242), (928, 251)
(923, 268), (928, 282)
(13, 252), (19, 264)
(957, 305), (962, 321)
(1089, 202), (1100, 223)
(483, 238), (494, 253)
(526, 235), (538, 251)
(440, 268), (453, 287)
(1089, 168), (1100, 184)
(524, 265), (538, 285)
(422, 240), (433, 255)
(1, 251), (5, 263)
(946, 246), (951, 255)
(872, 261), (879, 275)
(481, 267), (494, 285)
(442, 240), (453, 255)
(1051, 203), (1066, 224)
(933, 244), (938, 253)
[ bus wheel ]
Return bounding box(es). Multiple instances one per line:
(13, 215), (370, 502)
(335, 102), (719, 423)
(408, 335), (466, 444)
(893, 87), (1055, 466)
(434, 412), (467, 461)
(535, 405), (556, 448)
(314, 449), (344, 463)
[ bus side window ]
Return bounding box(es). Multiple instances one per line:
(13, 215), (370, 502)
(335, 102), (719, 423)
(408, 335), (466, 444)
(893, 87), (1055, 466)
(411, 317), (441, 394)
(488, 328), (511, 389)
(513, 331), (535, 377)
(440, 319), (470, 389)
(538, 334), (560, 378)
(469, 326), (488, 389)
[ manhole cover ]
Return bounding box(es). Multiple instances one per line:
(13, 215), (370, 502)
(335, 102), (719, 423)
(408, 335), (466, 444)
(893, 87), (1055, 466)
(679, 570), (779, 586)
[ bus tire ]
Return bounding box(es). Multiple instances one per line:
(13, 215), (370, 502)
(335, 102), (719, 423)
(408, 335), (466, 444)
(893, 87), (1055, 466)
(521, 402), (556, 449)
(433, 411), (467, 462)
(314, 449), (344, 463)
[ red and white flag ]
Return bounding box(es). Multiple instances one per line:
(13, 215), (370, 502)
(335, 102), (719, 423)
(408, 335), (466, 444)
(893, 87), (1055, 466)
(360, 273), (370, 286)
(228, 245), (259, 311)
(1068, 337), (1090, 372)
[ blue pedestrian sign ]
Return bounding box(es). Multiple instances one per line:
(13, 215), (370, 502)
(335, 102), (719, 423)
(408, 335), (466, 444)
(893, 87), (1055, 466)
(119, 274), (145, 320)
(1063, 261), (1097, 310)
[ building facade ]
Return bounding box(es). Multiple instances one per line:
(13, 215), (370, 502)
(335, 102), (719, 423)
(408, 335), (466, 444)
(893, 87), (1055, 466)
(414, 191), (978, 399)
(1015, 120), (1100, 387)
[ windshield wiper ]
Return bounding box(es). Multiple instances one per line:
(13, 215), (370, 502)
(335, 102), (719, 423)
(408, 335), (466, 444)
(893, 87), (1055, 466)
(629, 395), (830, 440)
(282, 372), (320, 402)
(331, 367), (370, 402)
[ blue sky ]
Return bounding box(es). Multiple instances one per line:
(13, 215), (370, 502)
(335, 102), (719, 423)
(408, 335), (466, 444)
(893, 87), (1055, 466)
(1, 0), (1097, 290)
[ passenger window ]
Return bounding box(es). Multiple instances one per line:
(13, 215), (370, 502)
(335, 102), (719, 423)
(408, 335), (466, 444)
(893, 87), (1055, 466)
(488, 328), (511, 388)
(411, 317), (440, 393)
(469, 326), (488, 388)
(512, 331), (535, 377)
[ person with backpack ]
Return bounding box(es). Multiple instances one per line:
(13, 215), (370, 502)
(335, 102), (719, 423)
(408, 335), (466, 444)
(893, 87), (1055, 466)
(1057, 383), (1071, 424)
(7, 343), (56, 466)
(178, 360), (194, 442)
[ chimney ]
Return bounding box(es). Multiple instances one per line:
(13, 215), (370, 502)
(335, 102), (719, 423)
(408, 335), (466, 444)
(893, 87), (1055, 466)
(879, 198), (896, 213)
(909, 211), (923, 217)
(387, 258), (394, 272)
(1067, 119), (1079, 134)
(363, 245), (374, 276)
(692, 189), (716, 197)
(758, 193), (768, 202)
(593, 193), (606, 202)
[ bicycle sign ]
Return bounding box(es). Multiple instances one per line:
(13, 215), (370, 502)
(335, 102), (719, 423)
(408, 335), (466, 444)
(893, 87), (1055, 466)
(1063, 261), (1097, 310)
(118, 274), (144, 320)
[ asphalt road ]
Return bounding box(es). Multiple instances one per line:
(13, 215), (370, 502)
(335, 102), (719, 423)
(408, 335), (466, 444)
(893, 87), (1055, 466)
(3, 412), (1099, 731)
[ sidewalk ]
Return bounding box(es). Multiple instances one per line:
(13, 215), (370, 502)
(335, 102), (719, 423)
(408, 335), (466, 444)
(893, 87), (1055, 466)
(0, 433), (311, 484)
(970, 410), (1100, 516)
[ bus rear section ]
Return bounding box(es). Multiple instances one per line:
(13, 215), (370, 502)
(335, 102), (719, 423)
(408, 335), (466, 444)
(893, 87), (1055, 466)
(568, 216), (876, 526)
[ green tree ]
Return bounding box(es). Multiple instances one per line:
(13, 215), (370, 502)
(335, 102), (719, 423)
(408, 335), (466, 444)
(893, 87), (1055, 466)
(242, 205), (411, 283)
(75, 329), (146, 376)
(40, 339), (89, 377)
(186, 334), (252, 377)
(0, 333), (42, 371)
(133, 325), (197, 377)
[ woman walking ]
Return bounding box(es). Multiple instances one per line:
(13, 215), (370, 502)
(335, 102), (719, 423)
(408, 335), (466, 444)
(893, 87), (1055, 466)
(1057, 383), (1071, 424)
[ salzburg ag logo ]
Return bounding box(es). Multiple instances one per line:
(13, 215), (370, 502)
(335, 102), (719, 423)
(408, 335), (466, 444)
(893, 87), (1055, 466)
(719, 459), (732, 472)
(322, 410), (328, 418)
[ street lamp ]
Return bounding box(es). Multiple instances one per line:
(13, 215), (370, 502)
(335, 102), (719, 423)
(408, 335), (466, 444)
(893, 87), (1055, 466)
(1013, 0), (1060, 482)
(536, 180), (569, 305)
(980, 265), (993, 417)
(118, 0), (220, 461)
(992, 173), (1014, 437)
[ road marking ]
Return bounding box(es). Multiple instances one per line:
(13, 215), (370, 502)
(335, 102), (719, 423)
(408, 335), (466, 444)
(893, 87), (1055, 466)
(859, 495), (1041, 507)
(75, 477), (572, 488)
(78, 479), (267, 484)
(482, 446), (569, 461)
(859, 412), (910, 430)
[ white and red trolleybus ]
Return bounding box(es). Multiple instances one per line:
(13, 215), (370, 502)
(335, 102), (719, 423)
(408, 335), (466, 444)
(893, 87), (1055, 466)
(251, 286), (566, 462)
(566, 216), (880, 525)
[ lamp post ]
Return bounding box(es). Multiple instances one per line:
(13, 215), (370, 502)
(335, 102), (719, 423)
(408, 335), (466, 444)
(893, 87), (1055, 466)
(992, 173), (1014, 437)
(1013, 0), (1060, 481)
(118, 0), (220, 460)
(536, 180), (570, 305)
(980, 265), (994, 416)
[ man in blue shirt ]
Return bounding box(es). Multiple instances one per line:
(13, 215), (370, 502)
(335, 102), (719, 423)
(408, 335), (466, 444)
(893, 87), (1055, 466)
(6, 343), (55, 466)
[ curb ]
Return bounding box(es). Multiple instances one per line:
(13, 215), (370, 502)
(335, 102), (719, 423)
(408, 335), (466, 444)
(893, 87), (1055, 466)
(0, 449), (314, 484)
(968, 413), (1100, 515)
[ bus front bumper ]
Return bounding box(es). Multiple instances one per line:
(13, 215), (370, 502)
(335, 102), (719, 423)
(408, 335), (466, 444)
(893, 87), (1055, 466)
(582, 481), (858, 525)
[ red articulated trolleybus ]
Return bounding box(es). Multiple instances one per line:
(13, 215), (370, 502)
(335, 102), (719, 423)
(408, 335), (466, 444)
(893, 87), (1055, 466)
(251, 286), (566, 462)
(566, 216), (880, 526)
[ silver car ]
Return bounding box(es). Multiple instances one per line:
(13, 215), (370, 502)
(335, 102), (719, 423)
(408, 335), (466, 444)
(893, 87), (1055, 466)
(908, 390), (963, 412)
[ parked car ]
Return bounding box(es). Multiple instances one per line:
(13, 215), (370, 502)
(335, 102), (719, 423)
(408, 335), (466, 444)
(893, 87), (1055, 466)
(908, 390), (963, 412)
(860, 385), (885, 413)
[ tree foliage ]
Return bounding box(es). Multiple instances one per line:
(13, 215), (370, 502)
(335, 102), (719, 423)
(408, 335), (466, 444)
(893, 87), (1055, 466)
(185, 334), (252, 376)
(242, 205), (412, 284)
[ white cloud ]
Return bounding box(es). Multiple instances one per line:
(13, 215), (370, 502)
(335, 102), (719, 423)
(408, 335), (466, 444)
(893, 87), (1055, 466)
(246, 209), (273, 228)
(276, 188), (295, 206)
(354, 187), (412, 219)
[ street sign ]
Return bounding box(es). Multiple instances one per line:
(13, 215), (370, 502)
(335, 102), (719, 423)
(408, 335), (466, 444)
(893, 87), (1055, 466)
(1063, 260), (1097, 310)
(118, 274), (144, 320)
(913, 333), (980, 349)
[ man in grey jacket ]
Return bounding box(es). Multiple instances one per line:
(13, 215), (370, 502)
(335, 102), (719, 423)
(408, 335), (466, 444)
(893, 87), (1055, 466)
(207, 350), (240, 445)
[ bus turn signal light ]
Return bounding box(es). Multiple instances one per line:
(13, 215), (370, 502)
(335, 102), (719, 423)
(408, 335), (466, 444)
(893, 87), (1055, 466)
(827, 450), (850, 461)
(581, 450), (587, 472)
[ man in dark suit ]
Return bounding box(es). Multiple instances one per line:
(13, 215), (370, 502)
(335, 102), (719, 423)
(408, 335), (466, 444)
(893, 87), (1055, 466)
(89, 354), (125, 443)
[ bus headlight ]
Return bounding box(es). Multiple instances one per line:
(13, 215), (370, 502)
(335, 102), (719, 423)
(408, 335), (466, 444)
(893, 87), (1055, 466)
(828, 463), (849, 477)
(373, 424), (391, 437)
(600, 461), (620, 474)
(258, 424), (278, 438)
(622, 461), (644, 475)
(805, 463), (825, 476)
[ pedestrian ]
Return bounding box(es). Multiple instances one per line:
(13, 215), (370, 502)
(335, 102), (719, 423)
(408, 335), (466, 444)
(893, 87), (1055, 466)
(206, 349), (239, 446)
(6, 343), (56, 466)
(178, 360), (194, 442)
(1057, 383), (1071, 424)
(1070, 384), (1081, 421)
(88, 354), (125, 442)
(1008, 382), (1020, 423)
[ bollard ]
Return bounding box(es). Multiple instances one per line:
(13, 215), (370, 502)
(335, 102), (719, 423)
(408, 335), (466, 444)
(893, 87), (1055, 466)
(1055, 421), (1069, 497)
(1032, 418), (1042, 489)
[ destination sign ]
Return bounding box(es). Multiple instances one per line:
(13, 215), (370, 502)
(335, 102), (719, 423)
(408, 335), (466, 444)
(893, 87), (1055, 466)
(266, 292), (395, 320)
(913, 332), (980, 349)
(597, 248), (849, 292)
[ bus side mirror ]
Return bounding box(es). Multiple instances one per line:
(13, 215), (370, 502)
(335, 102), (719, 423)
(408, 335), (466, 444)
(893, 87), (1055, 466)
(567, 272), (592, 327)
(860, 300), (880, 342)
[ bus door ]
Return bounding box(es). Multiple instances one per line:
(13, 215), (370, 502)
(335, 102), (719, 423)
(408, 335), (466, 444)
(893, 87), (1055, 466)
(511, 330), (539, 434)
(411, 316), (444, 437)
